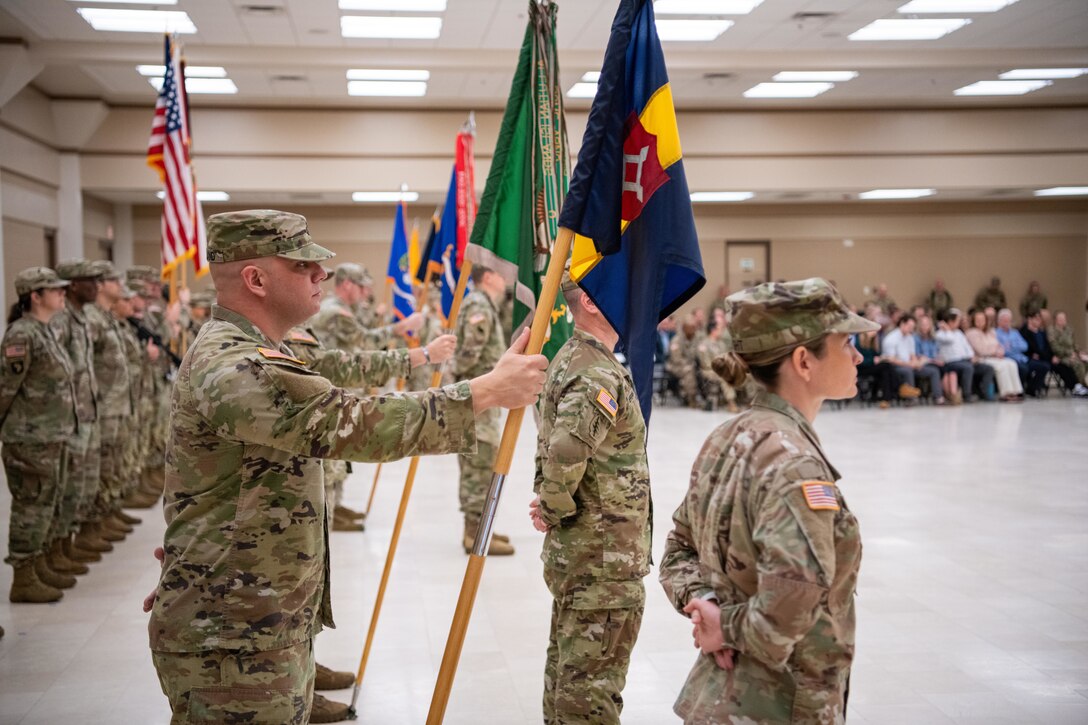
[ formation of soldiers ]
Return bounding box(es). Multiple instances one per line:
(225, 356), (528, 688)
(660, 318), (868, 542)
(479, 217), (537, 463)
(1, 260), (178, 605)
(664, 306), (747, 413)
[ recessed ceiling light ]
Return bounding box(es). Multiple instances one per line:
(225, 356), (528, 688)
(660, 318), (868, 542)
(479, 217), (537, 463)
(654, 0), (763, 14)
(849, 18), (970, 41)
(1034, 187), (1088, 196)
(157, 191), (231, 201)
(149, 77), (238, 94)
(773, 71), (858, 82)
(338, 0), (446, 10)
(953, 80), (1051, 95)
(347, 69), (430, 81)
(340, 15), (442, 39)
(581, 72), (601, 83)
(743, 82), (834, 98)
(859, 188), (935, 199)
(353, 191), (420, 203)
(137, 65), (227, 78)
(76, 8), (196, 33)
(348, 80), (427, 96)
(70, 0), (177, 3)
(999, 68), (1087, 80)
(691, 192), (754, 202)
(566, 82), (598, 99)
(897, 0), (1016, 12)
(655, 19), (733, 41)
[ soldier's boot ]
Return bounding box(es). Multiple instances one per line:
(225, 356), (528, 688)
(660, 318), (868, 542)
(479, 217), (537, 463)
(462, 520), (514, 556)
(139, 467), (165, 497)
(34, 553), (77, 590)
(333, 504), (366, 522)
(116, 509), (142, 526)
(49, 537), (88, 576)
(308, 693), (351, 723)
(314, 663), (354, 691)
(79, 522), (116, 550)
(98, 517), (127, 541)
(331, 509), (365, 532)
(65, 535), (101, 564)
(9, 558), (63, 603)
(106, 511), (134, 534)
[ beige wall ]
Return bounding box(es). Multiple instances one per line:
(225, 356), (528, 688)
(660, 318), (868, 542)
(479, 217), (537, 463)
(2, 218), (50, 306)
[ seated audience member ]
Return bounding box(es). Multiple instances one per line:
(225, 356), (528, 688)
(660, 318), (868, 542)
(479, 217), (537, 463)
(695, 309), (738, 413)
(910, 304), (927, 322)
(975, 276), (1007, 311)
(856, 328), (902, 408)
(1048, 310), (1088, 387)
(936, 309), (995, 403)
(666, 318), (703, 407)
(984, 306), (997, 329)
(916, 314), (958, 404)
(1019, 281), (1048, 319)
(965, 310), (1024, 401)
(927, 278), (953, 318)
(995, 308), (1039, 390)
(882, 314), (944, 404)
(1020, 312), (1087, 397)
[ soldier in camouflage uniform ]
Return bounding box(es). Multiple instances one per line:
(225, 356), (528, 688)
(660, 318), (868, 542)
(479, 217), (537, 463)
(127, 265), (172, 505)
(1, 267), (77, 602)
(974, 276), (1007, 311)
(407, 284), (447, 392)
(667, 318), (703, 407)
(50, 260), (102, 575)
(452, 264), (514, 556)
(110, 283), (151, 511)
(1048, 310), (1088, 386)
(696, 308), (739, 413)
(187, 289), (215, 337)
(146, 209), (546, 724)
(529, 272), (650, 724)
(659, 278), (876, 725)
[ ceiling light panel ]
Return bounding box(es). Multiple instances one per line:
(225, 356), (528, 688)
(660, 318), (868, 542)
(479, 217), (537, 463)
(1034, 187), (1088, 196)
(347, 69), (430, 81)
(743, 82), (834, 98)
(773, 71), (858, 82)
(581, 72), (601, 83)
(691, 192), (754, 202)
(953, 80), (1051, 95)
(999, 68), (1087, 80)
(340, 15), (442, 39)
(149, 78), (238, 94)
(653, 0), (763, 14)
(859, 188), (935, 199)
(897, 0), (1017, 12)
(849, 18), (970, 41)
(353, 191), (420, 202)
(158, 191), (230, 201)
(655, 19), (733, 41)
(348, 80), (428, 96)
(339, 0), (446, 10)
(138, 65), (227, 78)
(567, 82), (598, 99)
(70, 0), (177, 3)
(76, 8), (196, 33)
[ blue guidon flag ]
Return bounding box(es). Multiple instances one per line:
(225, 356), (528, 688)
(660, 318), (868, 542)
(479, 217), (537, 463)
(386, 202), (417, 321)
(559, 0), (705, 421)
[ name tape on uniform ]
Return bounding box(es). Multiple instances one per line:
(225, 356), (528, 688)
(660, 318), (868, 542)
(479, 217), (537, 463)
(801, 481), (839, 511)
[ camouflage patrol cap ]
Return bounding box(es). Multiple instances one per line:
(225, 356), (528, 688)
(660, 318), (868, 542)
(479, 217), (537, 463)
(118, 284), (137, 300)
(560, 258), (579, 294)
(90, 259), (123, 281)
(205, 209), (334, 263)
(126, 265), (158, 284)
(334, 262), (373, 287)
(55, 258), (100, 280)
(727, 278), (879, 363)
(189, 290), (216, 308)
(14, 267), (70, 296)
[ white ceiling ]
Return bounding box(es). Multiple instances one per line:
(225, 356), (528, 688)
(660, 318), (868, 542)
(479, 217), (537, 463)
(2, 0), (1087, 110)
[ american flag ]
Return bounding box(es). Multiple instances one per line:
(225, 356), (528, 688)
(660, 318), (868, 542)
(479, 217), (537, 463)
(147, 34), (207, 275)
(802, 482), (840, 511)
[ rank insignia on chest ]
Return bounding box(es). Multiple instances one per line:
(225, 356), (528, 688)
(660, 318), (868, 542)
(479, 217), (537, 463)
(287, 331), (318, 346)
(595, 388), (618, 418)
(256, 347), (307, 365)
(801, 481), (839, 511)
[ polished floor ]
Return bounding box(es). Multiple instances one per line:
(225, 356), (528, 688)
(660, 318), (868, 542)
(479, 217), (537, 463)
(1, 397), (1086, 724)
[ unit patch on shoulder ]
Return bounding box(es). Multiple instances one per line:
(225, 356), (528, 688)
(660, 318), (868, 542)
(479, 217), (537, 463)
(594, 388), (618, 418)
(287, 331), (319, 346)
(469, 313), (485, 325)
(256, 347), (307, 366)
(801, 481), (839, 511)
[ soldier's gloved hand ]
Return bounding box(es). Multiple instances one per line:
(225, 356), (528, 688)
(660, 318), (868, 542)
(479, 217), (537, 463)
(426, 334), (457, 365)
(142, 546), (165, 613)
(470, 328), (548, 413)
(684, 598), (734, 670)
(529, 496), (551, 532)
(394, 312), (425, 335)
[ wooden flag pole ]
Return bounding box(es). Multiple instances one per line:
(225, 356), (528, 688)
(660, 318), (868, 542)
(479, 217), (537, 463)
(426, 230), (571, 725)
(347, 260), (472, 719)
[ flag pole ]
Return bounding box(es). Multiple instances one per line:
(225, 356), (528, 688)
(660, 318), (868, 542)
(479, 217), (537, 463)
(426, 229), (571, 725)
(347, 258), (472, 719)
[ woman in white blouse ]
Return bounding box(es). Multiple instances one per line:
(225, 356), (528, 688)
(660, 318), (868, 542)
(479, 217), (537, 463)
(965, 310), (1024, 402)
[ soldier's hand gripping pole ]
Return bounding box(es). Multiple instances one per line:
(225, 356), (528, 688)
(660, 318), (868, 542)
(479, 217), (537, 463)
(425, 228), (572, 725)
(346, 260), (473, 720)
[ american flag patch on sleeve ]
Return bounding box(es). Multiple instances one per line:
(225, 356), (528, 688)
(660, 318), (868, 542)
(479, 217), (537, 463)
(801, 482), (840, 511)
(4, 344), (26, 359)
(595, 388), (618, 418)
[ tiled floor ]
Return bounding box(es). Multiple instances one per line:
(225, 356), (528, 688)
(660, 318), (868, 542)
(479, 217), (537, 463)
(1, 398), (1086, 724)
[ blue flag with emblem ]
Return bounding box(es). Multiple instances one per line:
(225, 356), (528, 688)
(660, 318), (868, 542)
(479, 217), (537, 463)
(434, 165), (467, 319)
(386, 202), (416, 320)
(559, 0), (705, 420)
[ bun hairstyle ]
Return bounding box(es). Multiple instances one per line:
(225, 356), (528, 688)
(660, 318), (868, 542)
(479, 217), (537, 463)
(712, 352), (750, 388)
(712, 334), (830, 390)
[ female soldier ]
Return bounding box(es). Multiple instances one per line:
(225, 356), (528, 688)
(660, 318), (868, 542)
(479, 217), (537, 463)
(659, 278), (878, 725)
(1, 267), (78, 602)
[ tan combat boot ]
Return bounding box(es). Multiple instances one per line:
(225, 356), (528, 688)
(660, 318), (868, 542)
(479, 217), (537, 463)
(76, 522), (114, 552)
(49, 537), (88, 576)
(333, 504), (366, 522)
(95, 518), (126, 542)
(9, 558), (63, 602)
(462, 521), (514, 556)
(331, 509), (365, 532)
(34, 553), (76, 590)
(125, 483), (160, 509)
(65, 535), (100, 564)
(116, 509), (142, 526)
(314, 663), (354, 691)
(107, 511), (134, 534)
(309, 693), (351, 723)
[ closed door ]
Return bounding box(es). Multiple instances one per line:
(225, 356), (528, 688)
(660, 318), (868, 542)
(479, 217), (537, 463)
(726, 241), (770, 291)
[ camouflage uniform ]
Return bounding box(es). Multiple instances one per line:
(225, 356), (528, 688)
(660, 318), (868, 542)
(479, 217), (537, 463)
(974, 285), (1007, 311)
(50, 261), (100, 539)
(84, 298), (133, 516)
(116, 298), (147, 501)
(1048, 325), (1087, 385)
(408, 305), (445, 392)
(1019, 291), (1048, 319)
(695, 333), (736, 410)
(311, 264), (398, 353)
(659, 279), (878, 725)
(127, 265), (171, 486)
(150, 210), (478, 723)
(667, 330), (703, 407)
(452, 288), (506, 526)
(0, 268), (76, 564)
(926, 289), (953, 317)
(535, 328), (650, 724)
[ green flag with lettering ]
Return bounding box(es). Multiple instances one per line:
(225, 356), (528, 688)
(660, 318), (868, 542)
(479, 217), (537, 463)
(465, 0), (572, 359)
